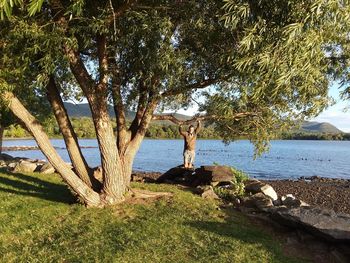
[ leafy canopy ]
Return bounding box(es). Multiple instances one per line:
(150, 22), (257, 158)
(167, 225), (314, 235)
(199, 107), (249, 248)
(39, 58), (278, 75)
(0, 0), (349, 154)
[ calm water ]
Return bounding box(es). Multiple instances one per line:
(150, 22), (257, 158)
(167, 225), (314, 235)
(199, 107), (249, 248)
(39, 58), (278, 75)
(3, 139), (350, 180)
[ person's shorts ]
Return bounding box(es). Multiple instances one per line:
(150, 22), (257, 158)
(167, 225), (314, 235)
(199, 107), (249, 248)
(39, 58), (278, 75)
(184, 150), (195, 164)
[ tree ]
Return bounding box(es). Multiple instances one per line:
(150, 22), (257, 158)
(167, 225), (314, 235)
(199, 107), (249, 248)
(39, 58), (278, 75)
(0, 108), (11, 154)
(0, 0), (349, 207)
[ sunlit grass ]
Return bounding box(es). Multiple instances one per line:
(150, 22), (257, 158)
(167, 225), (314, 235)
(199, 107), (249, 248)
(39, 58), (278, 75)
(0, 169), (306, 263)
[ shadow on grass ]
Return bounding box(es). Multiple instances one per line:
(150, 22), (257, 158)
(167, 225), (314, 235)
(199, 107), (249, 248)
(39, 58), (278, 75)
(0, 168), (75, 204)
(185, 208), (302, 263)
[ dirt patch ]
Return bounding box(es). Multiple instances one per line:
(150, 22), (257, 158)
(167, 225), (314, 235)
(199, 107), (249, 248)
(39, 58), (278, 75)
(124, 188), (173, 205)
(265, 177), (350, 215)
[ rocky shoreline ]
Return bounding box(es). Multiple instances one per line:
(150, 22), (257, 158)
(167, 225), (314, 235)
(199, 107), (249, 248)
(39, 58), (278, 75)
(267, 177), (350, 215)
(132, 171), (350, 215)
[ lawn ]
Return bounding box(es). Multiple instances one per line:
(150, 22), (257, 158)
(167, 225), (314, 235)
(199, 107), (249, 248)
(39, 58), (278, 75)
(0, 169), (306, 263)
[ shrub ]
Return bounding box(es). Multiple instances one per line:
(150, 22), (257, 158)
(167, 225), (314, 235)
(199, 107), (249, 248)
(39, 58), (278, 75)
(213, 165), (249, 200)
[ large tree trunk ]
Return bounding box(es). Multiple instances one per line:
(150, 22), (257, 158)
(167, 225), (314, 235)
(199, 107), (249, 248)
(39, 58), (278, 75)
(46, 76), (101, 190)
(65, 36), (128, 204)
(4, 92), (102, 207)
(89, 95), (127, 204)
(0, 125), (4, 155)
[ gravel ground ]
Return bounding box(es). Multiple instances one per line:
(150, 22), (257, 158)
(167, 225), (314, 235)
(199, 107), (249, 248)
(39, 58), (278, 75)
(265, 176), (350, 215)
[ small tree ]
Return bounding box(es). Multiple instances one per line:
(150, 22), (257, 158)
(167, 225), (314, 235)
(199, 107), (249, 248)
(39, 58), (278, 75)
(0, 0), (349, 207)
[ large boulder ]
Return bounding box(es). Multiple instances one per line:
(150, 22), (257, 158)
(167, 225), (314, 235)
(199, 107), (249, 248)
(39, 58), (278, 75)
(195, 166), (234, 185)
(39, 162), (55, 174)
(242, 193), (274, 211)
(157, 166), (194, 184)
(13, 160), (38, 173)
(273, 207), (350, 242)
(198, 186), (220, 200)
(245, 180), (278, 201)
(0, 153), (14, 161)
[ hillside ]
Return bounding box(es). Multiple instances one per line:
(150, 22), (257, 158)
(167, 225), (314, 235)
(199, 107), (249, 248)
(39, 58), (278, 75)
(64, 102), (135, 120)
(301, 121), (342, 134)
(64, 103), (343, 134)
(64, 102), (191, 124)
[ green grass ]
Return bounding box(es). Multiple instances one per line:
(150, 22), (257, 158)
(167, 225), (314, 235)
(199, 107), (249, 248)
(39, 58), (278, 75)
(0, 169), (306, 263)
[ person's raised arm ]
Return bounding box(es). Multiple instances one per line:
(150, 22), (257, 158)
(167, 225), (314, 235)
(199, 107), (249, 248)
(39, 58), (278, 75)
(179, 124), (186, 136)
(195, 120), (201, 134)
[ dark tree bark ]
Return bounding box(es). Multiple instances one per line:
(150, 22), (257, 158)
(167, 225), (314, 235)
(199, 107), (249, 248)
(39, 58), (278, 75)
(46, 76), (101, 190)
(0, 125), (4, 155)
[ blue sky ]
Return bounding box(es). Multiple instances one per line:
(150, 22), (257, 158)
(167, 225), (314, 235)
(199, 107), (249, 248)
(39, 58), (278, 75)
(312, 84), (350, 132)
(175, 84), (350, 132)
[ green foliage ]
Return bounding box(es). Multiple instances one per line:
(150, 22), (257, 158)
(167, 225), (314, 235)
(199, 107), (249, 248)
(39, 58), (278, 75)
(0, 169), (306, 262)
(3, 123), (29, 138)
(281, 131), (350, 141)
(0, 0), (22, 20)
(1, 0), (349, 156)
(230, 166), (249, 185)
(214, 165), (249, 200)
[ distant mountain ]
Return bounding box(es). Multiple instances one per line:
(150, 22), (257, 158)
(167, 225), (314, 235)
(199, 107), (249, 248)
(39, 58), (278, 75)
(63, 102), (191, 124)
(63, 103), (343, 133)
(301, 121), (343, 134)
(64, 102), (135, 120)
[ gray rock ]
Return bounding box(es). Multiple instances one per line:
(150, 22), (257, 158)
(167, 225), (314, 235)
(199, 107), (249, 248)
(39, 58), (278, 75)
(0, 159), (6, 167)
(157, 166), (194, 183)
(13, 160), (38, 173)
(245, 180), (278, 201)
(195, 185), (211, 194)
(242, 193), (274, 211)
(195, 165), (234, 184)
(201, 186), (220, 200)
(281, 195), (309, 208)
(260, 184), (278, 201)
(131, 174), (144, 183)
(39, 162), (55, 174)
(273, 207), (350, 241)
(244, 179), (265, 192)
(7, 162), (17, 169)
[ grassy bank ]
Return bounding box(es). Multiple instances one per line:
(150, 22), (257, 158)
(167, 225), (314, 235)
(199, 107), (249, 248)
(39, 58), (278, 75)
(0, 169), (305, 263)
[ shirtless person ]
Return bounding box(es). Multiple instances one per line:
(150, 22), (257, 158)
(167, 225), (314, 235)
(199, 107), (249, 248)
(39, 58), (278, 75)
(179, 121), (201, 169)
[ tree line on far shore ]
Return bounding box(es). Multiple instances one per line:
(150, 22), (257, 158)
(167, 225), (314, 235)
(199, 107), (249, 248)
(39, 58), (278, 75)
(3, 117), (350, 141)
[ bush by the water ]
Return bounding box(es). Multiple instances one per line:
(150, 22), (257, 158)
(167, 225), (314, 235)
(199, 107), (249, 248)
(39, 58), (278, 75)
(214, 166), (249, 201)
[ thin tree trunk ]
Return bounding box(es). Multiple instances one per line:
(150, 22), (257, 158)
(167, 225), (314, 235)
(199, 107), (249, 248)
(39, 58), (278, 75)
(4, 92), (102, 207)
(46, 76), (101, 190)
(0, 125), (4, 155)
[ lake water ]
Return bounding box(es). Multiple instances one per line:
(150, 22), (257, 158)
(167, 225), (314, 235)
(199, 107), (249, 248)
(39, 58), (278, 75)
(3, 139), (350, 180)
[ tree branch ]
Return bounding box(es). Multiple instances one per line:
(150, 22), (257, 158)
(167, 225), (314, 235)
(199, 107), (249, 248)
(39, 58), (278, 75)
(129, 80), (148, 134)
(161, 78), (219, 97)
(107, 0), (138, 26)
(96, 34), (108, 89)
(152, 112), (259, 125)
